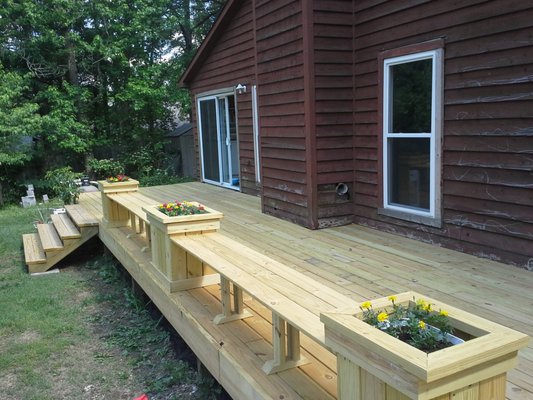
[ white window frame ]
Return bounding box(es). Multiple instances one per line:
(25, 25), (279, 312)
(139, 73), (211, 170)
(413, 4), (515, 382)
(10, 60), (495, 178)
(251, 85), (261, 183)
(382, 49), (443, 226)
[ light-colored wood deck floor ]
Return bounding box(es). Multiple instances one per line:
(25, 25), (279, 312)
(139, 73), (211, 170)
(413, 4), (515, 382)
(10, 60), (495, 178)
(79, 182), (533, 400)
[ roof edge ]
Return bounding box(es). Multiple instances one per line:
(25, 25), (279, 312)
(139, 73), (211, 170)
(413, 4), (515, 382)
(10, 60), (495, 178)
(179, 0), (241, 87)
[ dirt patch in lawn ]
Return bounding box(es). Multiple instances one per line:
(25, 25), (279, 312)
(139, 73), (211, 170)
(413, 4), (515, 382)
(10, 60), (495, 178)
(0, 246), (226, 400)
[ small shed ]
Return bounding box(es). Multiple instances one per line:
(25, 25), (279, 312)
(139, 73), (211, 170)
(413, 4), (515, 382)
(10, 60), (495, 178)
(165, 122), (197, 178)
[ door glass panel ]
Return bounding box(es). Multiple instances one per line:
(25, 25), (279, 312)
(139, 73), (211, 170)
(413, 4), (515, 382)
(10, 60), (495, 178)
(388, 138), (430, 210)
(199, 99), (219, 182)
(391, 59), (432, 133)
(199, 93), (239, 188)
(218, 97), (230, 184)
(227, 95), (239, 187)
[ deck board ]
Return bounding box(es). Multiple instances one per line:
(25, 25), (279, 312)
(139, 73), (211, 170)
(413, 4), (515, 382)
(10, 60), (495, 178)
(78, 182), (533, 400)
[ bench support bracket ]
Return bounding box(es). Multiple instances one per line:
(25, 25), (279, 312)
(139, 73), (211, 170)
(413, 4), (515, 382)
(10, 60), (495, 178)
(214, 278), (253, 324)
(262, 314), (310, 375)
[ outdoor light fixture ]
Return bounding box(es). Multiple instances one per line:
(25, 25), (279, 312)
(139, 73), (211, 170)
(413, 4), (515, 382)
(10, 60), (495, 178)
(235, 83), (247, 94)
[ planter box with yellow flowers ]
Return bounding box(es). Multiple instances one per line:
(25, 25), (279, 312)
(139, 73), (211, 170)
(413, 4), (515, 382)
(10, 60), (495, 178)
(142, 201), (223, 293)
(320, 291), (529, 400)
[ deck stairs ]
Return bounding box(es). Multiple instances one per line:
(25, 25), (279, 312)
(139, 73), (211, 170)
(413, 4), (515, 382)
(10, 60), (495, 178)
(22, 204), (99, 274)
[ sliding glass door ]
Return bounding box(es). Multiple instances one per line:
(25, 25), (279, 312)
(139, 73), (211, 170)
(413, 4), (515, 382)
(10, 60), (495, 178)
(198, 93), (239, 189)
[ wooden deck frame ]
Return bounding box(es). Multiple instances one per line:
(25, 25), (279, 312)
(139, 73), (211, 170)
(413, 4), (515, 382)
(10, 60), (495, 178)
(78, 182), (533, 400)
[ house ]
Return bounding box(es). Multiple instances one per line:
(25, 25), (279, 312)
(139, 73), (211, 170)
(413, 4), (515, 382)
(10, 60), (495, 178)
(179, 0), (533, 269)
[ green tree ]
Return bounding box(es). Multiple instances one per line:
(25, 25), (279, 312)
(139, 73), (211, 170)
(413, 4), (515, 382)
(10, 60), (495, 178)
(0, 65), (42, 204)
(0, 66), (41, 167)
(0, 0), (224, 203)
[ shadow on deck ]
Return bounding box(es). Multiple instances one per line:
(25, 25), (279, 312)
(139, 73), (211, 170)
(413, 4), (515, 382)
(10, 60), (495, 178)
(78, 181), (533, 400)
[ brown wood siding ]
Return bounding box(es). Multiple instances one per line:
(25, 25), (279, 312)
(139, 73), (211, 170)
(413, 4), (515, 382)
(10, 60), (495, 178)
(188, 0), (259, 196)
(313, 0), (355, 228)
(255, 0), (309, 225)
(352, 0), (533, 268)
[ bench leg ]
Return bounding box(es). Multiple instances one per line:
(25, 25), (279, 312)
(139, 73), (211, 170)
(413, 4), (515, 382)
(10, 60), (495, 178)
(127, 214), (138, 238)
(262, 314), (310, 375)
(214, 278), (253, 325)
(141, 224), (151, 253)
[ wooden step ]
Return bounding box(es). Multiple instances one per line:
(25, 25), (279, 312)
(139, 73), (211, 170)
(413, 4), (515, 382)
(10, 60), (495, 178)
(37, 223), (63, 252)
(22, 233), (47, 265)
(65, 204), (99, 228)
(51, 213), (81, 240)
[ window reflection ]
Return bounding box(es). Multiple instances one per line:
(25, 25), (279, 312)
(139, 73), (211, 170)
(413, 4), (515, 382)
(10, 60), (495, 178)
(389, 138), (430, 210)
(391, 59), (432, 134)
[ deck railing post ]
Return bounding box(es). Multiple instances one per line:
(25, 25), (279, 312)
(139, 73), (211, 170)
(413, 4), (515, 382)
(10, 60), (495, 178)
(97, 179), (140, 228)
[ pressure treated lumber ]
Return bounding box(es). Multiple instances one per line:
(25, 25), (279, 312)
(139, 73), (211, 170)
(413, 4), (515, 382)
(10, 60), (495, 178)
(65, 204), (98, 227)
(22, 233), (46, 265)
(322, 292), (529, 400)
(37, 223), (63, 252)
(51, 213), (81, 240)
(77, 183), (533, 400)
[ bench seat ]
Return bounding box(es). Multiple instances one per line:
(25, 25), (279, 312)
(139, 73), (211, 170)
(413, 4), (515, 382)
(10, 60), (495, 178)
(107, 192), (157, 224)
(171, 232), (355, 374)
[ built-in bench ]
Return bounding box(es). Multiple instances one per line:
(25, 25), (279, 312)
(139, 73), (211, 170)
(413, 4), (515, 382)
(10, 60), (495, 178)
(171, 232), (355, 374)
(97, 183), (356, 375)
(106, 192), (157, 244)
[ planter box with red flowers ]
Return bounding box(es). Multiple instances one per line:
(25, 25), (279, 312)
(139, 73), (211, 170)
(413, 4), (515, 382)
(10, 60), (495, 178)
(97, 178), (140, 227)
(142, 201), (223, 292)
(320, 291), (529, 400)
(98, 176), (138, 194)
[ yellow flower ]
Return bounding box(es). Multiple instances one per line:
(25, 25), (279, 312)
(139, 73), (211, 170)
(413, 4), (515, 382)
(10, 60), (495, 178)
(424, 303), (432, 312)
(416, 299), (427, 308)
(377, 312), (388, 322)
(360, 301), (372, 310)
(439, 310), (449, 317)
(419, 320), (426, 330)
(388, 295), (397, 303)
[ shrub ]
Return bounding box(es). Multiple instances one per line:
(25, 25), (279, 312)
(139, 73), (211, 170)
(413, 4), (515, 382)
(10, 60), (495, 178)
(44, 166), (82, 205)
(138, 168), (193, 187)
(88, 158), (125, 180)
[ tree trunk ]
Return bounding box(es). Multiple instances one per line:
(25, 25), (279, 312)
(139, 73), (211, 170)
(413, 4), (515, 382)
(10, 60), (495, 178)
(66, 39), (79, 86)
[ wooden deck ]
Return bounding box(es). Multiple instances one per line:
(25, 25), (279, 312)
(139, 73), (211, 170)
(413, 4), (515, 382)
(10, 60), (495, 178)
(78, 182), (533, 400)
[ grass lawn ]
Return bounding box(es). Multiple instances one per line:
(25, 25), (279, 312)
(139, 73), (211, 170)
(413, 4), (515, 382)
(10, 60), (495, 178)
(0, 204), (223, 400)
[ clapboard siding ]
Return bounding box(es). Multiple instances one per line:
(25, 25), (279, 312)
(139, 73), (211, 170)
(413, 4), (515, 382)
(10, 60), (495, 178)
(186, 1), (258, 195)
(353, 0), (533, 267)
(255, 0), (308, 226)
(182, 0), (533, 268)
(313, 1), (355, 228)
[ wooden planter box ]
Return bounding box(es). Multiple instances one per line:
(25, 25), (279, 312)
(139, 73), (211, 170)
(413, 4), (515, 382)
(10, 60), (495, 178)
(142, 203), (223, 292)
(321, 291), (529, 400)
(98, 179), (139, 227)
(142, 203), (223, 235)
(98, 179), (139, 194)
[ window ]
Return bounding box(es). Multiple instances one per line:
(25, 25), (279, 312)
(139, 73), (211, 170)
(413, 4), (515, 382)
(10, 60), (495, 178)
(381, 48), (443, 226)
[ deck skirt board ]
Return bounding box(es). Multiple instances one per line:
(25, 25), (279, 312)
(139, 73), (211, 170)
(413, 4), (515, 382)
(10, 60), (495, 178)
(76, 182), (533, 400)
